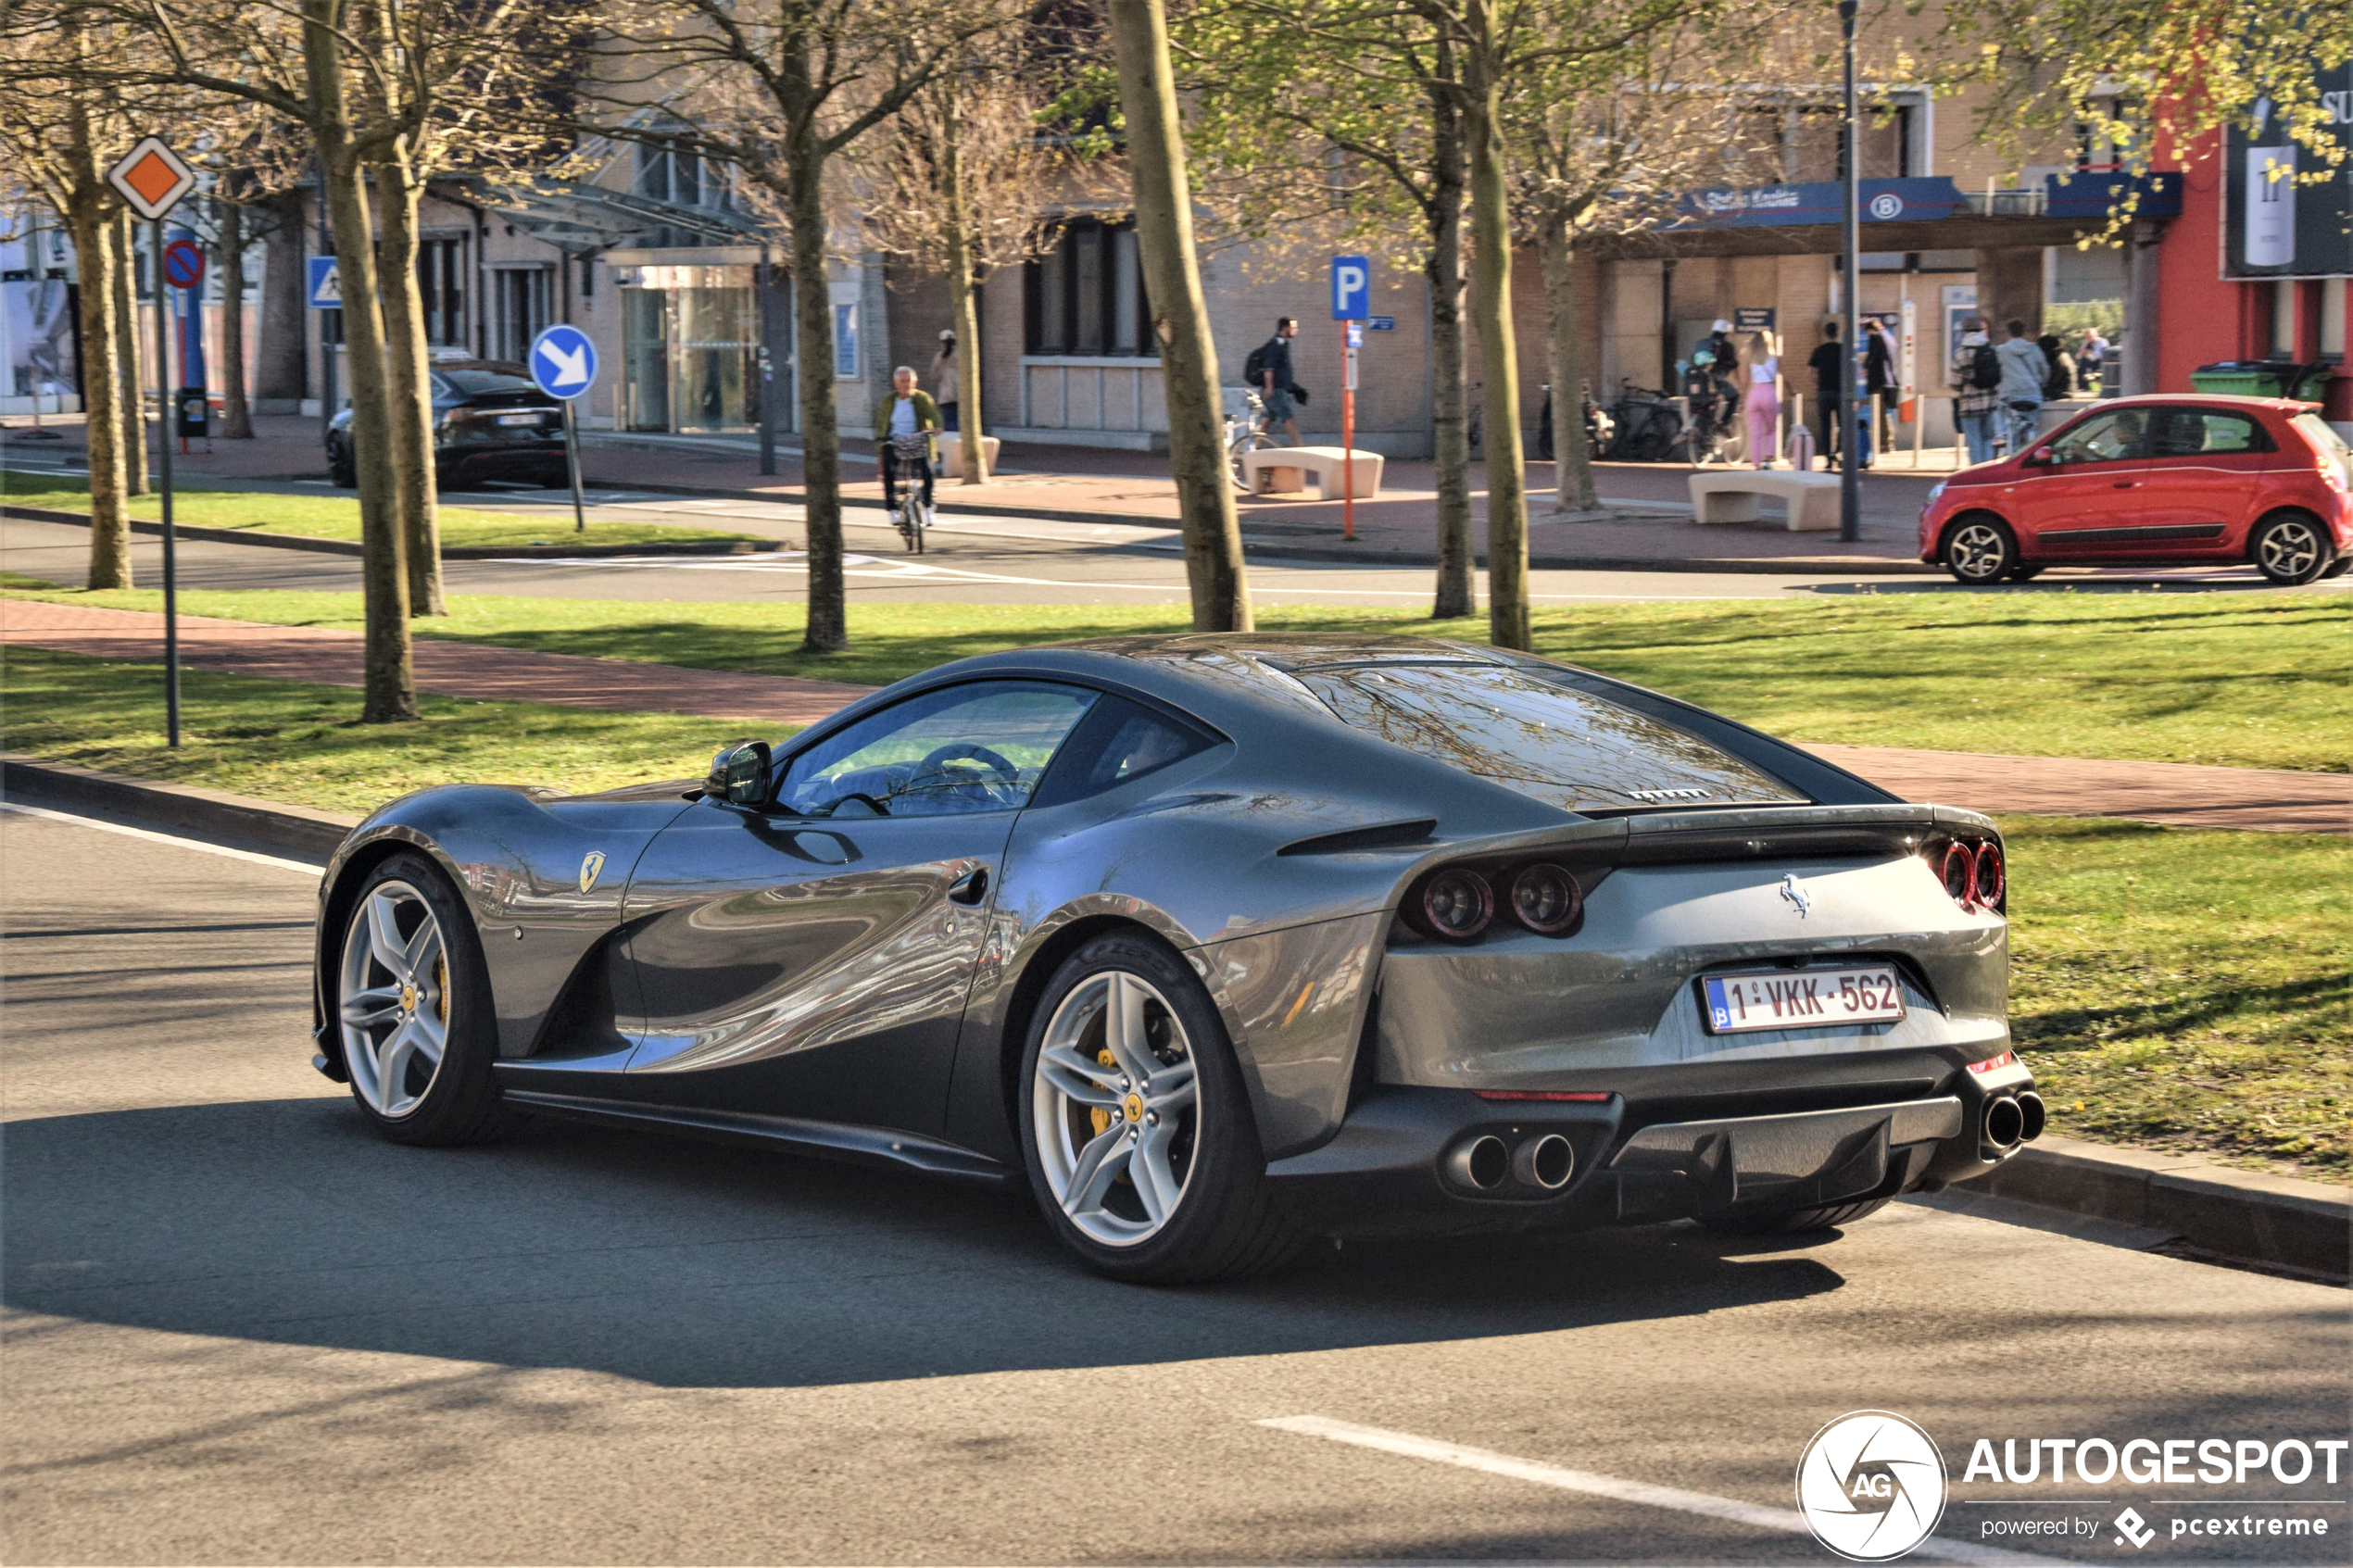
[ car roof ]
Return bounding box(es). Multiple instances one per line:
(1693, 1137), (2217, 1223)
(1050, 631), (1509, 669)
(2082, 394), (2319, 414)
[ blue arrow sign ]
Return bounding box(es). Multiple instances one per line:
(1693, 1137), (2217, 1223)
(1330, 255), (1370, 320)
(530, 323), (598, 400)
(306, 256), (341, 308)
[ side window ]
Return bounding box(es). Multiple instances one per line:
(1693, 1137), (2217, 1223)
(2045, 409), (2149, 466)
(775, 682), (1098, 818)
(2154, 409), (2269, 457)
(1030, 696), (1218, 809)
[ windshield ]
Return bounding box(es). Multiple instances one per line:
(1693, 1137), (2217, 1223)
(1288, 660), (1806, 814)
(774, 682), (1098, 817)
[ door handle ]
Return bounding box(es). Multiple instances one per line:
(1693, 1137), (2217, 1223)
(947, 865), (989, 905)
(2112, 481), (2137, 488)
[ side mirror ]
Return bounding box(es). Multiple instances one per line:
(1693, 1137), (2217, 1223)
(2020, 448), (2053, 468)
(704, 739), (773, 808)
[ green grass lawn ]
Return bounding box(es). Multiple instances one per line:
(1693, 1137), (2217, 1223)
(2003, 817), (2348, 1182)
(0, 476), (765, 552)
(6, 646), (2343, 1181)
(1, 646), (721, 813)
(12, 586), (2348, 771)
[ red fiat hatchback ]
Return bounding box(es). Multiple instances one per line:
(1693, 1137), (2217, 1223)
(1919, 395), (2353, 585)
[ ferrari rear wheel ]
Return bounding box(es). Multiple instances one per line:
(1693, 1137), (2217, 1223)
(1020, 934), (1302, 1283)
(334, 853), (517, 1147)
(1701, 1198), (1889, 1236)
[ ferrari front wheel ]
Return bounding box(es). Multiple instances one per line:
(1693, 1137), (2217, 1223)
(1019, 934), (1302, 1283)
(333, 853), (517, 1146)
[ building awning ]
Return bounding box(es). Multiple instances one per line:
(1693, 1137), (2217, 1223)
(443, 175), (769, 253)
(1594, 172), (2181, 258)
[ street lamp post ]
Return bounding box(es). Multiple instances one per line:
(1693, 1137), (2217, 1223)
(1838, 0), (1862, 542)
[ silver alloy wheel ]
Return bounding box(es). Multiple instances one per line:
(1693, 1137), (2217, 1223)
(338, 880), (450, 1119)
(2256, 518), (2322, 581)
(1946, 521), (2009, 581)
(1031, 971), (1200, 1247)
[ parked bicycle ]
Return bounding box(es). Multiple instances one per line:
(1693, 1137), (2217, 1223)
(1225, 388), (1279, 493)
(883, 433), (934, 553)
(1534, 383), (1613, 464)
(1599, 381), (1685, 463)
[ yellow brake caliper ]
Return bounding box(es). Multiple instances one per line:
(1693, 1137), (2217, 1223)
(1089, 1046), (1117, 1136)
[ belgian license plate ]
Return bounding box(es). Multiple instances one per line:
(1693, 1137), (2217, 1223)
(497, 413), (542, 426)
(1700, 966), (1906, 1034)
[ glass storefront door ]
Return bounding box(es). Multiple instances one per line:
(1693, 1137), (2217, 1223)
(618, 266), (763, 434)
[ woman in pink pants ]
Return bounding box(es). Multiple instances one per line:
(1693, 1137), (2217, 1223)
(1743, 333), (1780, 470)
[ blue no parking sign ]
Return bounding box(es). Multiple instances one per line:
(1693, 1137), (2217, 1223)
(530, 323), (598, 401)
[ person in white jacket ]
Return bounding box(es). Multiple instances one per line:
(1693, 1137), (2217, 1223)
(1994, 320), (2051, 457)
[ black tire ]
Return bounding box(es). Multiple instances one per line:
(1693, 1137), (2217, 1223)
(2322, 554), (2352, 580)
(1701, 1198), (1890, 1236)
(2249, 511), (2334, 586)
(1941, 514), (2019, 584)
(329, 442), (357, 489)
(2006, 561), (2046, 583)
(331, 852), (521, 1147)
(1017, 932), (1303, 1284)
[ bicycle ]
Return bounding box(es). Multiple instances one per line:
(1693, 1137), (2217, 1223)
(1224, 388), (1278, 493)
(883, 433), (934, 554)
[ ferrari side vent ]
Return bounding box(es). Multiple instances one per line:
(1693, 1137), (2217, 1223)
(1277, 819), (1439, 857)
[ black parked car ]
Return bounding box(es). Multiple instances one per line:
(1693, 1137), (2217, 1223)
(327, 360), (568, 491)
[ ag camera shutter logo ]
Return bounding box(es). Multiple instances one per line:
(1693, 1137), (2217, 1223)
(1796, 1411), (1948, 1562)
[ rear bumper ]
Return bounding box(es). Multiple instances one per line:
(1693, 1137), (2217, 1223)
(1266, 1069), (2036, 1236)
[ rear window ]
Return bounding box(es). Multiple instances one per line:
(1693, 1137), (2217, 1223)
(1287, 660), (1807, 814)
(2291, 413), (2352, 482)
(436, 369), (542, 396)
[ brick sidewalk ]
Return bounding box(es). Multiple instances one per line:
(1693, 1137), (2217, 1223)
(9, 598), (2345, 833)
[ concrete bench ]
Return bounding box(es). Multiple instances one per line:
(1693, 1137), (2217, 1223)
(1242, 445), (1384, 498)
(1688, 470), (1842, 532)
(936, 433), (1001, 480)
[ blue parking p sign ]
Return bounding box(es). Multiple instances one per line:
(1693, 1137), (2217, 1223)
(529, 323), (598, 401)
(1330, 255), (1370, 320)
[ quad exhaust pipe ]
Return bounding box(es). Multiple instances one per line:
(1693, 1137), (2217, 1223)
(1446, 1132), (1575, 1193)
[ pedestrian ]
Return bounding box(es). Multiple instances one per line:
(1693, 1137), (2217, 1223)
(2036, 332), (2075, 403)
(873, 365), (940, 537)
(929, 330), (960, 433)
(1995, 319), (2050, 456)
(1952, 316), (2000, 466)
(1862, 318), (1896, 469)
(2077, 325), (2108, 393)
(1743, 331), (1781, 470)
(1806, 319), (1846, 470)
(1248, 316), (1302, 445)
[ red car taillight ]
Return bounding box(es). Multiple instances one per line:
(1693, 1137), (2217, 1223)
(1411, 867), (1493, 942)
(1971, 841), (2006, 909)
(1506, 862), (1583, 935)
(1935, 836), (2005, 914)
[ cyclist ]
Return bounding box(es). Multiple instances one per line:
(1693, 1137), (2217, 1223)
(874, 365), (940, 541)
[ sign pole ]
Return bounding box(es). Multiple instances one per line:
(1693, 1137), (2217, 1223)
(564, 397), (586, 532)
(152, 218), (180, 747)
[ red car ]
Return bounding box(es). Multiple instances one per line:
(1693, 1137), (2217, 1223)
(1919, 395), (2353, 586)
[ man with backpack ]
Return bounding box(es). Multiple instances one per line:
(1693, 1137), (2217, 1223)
(1951, 317), (2001, 465)
(1244, 317), (1303, 445)
(1994, 319), (2052, 457)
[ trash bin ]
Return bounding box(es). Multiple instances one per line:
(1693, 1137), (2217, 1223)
(2188, 360), (2329, 400)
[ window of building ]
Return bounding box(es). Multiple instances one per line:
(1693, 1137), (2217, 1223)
(2322, 281), (2347, 357)
(2269, 279), (2296, 358)
(417, 236), (467, 347)
(1025, 219), (1154, 357)
(491, 266), (550, 363)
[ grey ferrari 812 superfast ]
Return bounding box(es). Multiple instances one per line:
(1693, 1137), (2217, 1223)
(312, 633), (2040, 1282)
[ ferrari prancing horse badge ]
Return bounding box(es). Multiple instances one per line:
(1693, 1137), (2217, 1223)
(578, 851), (607, 894)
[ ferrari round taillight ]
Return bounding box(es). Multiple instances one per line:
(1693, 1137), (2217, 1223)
(1971, 840), (2005, 909)
(1940, 841), (1974, 905)
(1508, 862), (1583, 935)
(1416, 868), (1493, 942)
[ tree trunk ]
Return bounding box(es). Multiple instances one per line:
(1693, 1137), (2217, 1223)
(373, 155), (447, 615)
(1425, 56), (1473, 621)
(305, 0), (416, 721)
(218, 192), (254, 439)
(1539, 214), (1595, 512)
(941, 102), (989, 486)
(111, 212), (147, 496)
(59, 174), (132, 586)
(1108, 0), (1250, 631)
(1464, 17), (1529, 653)
(255, 191), (308, 408)
(788, 143), (849, 654)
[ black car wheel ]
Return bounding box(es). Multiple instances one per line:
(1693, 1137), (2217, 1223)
(329, 440), (357, 489)
(332, 853), (519, 1147)
(1701, 1198), (1889, 1236)
(1941, 515), (2018, 584)
(2006, 561), (2045, 583)
(1018, 932), (1302, 1283)
(2250, 511), (2334, 586)
(2322, 554), (2352, 580)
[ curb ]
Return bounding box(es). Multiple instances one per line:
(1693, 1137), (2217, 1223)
(1976, 1135), (2349, 1282)
(1, 753), (358, 862)
(1, 505), (785, 560)
(5, 752), (2346, 1281)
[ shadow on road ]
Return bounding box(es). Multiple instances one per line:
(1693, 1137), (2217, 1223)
(3, 1097), (1843, 1390)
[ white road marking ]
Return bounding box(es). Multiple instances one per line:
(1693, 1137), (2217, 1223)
(1256, 1415), (2062, 1567)
(0, 801), (326, 876)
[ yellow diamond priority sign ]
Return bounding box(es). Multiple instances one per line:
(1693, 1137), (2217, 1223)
(107, 137), (196, 221)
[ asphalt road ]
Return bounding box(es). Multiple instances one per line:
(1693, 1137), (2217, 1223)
(6, 806), (2347, 1565)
